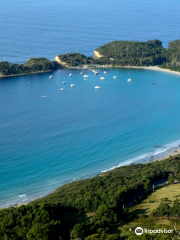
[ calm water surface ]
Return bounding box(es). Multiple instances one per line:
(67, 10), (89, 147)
(1, 0), (180, 207)
(0, 0), (180, 62)
(1, 69), (180, 207)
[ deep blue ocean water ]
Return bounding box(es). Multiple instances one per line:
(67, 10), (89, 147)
(1, 0), (180, 207)
(1, 0), (180, 63)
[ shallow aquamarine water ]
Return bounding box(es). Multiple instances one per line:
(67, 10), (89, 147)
(1, 68), (180, 207)
(1, 0), (180, 207)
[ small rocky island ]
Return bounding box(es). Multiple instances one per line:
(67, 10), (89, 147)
(1, 39), (180, 77)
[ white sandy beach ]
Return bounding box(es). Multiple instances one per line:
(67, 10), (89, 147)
(124, 65), (180, 76)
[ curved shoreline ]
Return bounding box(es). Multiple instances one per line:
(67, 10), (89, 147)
(1, 65), (180, 79)
(0, 70), (53, 79)
(1, 146), (179, 210)
(125, 65), (180, 76)
(1, 65), (180, 209)
(101, 65), (180, 76)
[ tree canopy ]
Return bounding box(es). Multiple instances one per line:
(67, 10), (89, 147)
(0, 58), (60, 76)
(1, 155), (180, 239)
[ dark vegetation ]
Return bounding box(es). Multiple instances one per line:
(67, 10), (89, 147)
(54, 39), (180, 72)
(1, 39), (180, 77)
(0, 58), (60, 77)
(159, 40), (180, 72)
(57, 52), (93, 67)
(151, 197), (180, 218)
(1, 155), (180, 239)
(94, 39), (166, 66)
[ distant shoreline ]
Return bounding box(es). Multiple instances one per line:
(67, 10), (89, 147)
(100, 65), (180, 76)
(124, 65), (180, 76)
(155, 147), (180, 162)
(1, 65), (180, 79)
(0, 69), (53, 79)
(1, 146), (180, 210)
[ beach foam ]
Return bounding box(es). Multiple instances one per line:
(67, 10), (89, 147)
(101, 142), (180, 173)
(19, 194), (26, 198)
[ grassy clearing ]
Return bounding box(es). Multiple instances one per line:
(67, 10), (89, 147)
(117, 184), (180, 232)
(130, 183), (180, 216)
(64, 184), (180, 233)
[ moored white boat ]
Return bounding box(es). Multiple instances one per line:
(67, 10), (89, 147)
(100, 77), (105, 80)
(92, 70), (98, 75)
(60, 88), (64, 91)
(49, 75), (53, 78)
(71, 84), (75, 87)
(80, 72), (83, 75)
(127, 78), (131, 81)
(104, 71), (106, 73)
(69, 73), (72, 77)
(62, 82), (66, 84)
(83, 75), (88, 78)
(113, 76), (117, 79)
(94, 86), (100, 89)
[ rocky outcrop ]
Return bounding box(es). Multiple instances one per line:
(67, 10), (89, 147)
(93, 50), (104, 59)
(55, 56), (68, 66)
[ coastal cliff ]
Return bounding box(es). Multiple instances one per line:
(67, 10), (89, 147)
(93, 50), (104, 59)
(55, 55), (68, 66)
(55, 52), (92, 67)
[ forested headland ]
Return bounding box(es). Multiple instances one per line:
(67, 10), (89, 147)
(55, 39), (180, 72)
(1, 155), (180, 239)
(1, 39), (180, 77)
(0, 58), (61, 77)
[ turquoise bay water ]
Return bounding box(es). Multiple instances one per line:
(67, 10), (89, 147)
(1, 68), (180, 207)
(1, 0), (180, 207)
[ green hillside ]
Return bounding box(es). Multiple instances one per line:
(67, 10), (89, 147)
(1, 155), (180, 239)
(94, 39), (166, 66)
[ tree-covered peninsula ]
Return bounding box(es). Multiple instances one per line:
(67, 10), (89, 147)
(93, 39), (166, 66)
(159, 39), (180, 72)
(55, 39), (167, 67)
(1, 155), (180, 239)
(1, 39), (180, 77)
(0, 58), (61, 77)
(55, 39), (180, 72)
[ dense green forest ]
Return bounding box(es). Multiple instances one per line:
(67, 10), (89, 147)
(1, 39), (180, 77)
(159, 40), (180, 72)
(1, 155), (180, 239)
(0, 58), (60, 76)
(56, 53), (93, 67)
(94, 39), (166, 66)
(56, 39), (180, 70)
(56, 39), (167, 67)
